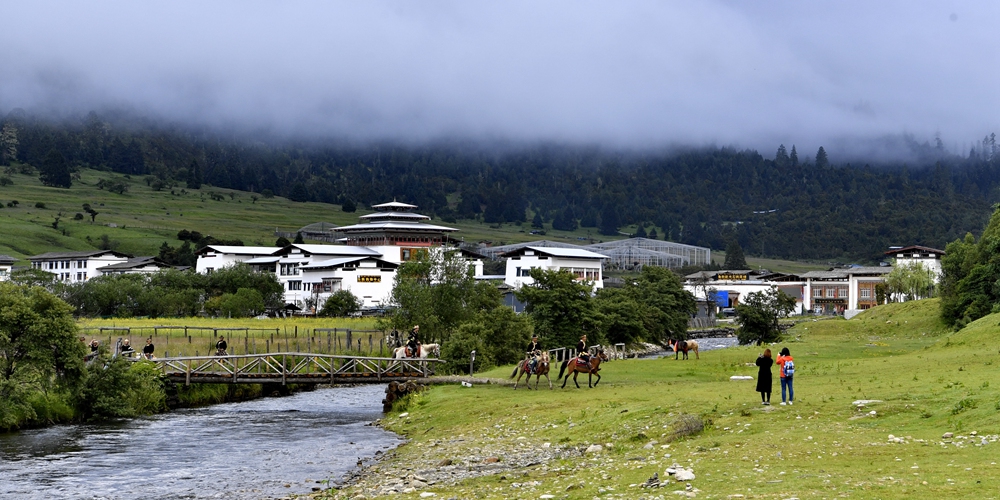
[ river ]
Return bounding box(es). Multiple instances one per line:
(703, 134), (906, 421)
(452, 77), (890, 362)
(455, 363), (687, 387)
(0, 385), (402, 500)
(641, 336), (740, 358)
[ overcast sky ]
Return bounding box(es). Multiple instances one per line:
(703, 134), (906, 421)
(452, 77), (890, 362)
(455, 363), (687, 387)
(1, 1), (997, 156)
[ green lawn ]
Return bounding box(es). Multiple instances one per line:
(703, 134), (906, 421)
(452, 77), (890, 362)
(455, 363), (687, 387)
(337, 299), (1000, 499)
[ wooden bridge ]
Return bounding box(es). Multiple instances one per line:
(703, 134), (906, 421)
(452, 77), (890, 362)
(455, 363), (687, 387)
(137, 352), (444, 385)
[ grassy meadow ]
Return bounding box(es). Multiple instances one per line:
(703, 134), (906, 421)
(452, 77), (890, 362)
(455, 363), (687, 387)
(339, 299), (1000, 499)
(0, 166), (621, 260)
(77, 317), (388, 358)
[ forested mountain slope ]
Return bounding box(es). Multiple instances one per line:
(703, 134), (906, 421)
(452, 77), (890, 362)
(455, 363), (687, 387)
(2, 110), (997, 262)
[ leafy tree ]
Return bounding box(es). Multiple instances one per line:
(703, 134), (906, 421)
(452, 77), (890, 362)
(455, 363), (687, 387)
(0, 283), (86, 429)
(634, 224), (647, 238)
(206, 263), (284, 310)
(0, 122), (18, 165)
(516, 268), (602, 348)
(275, 236), (291, 247)
(9, 268), (57, 289)
(39, 149), (72, 188)
(341, 199), (357, 212)
(735, 286), (796, 345)
(379, 250), (495, 342)
(204, 288), (265, 317)
(77, 356), (166, 420)
(319, 290), (362, 317)
(724, 241), (748, 269)
(885, 261), (935, 302)
(595, 288), (646, 345)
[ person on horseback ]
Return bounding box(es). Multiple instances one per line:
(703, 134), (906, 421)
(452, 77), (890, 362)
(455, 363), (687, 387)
(406, 325), (421, 358)
(577, 335), (590, 364)
(526, 334), (542, 373)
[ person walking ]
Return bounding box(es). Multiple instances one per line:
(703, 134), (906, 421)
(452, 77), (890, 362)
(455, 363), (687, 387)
(755, 349), (773, 405)
(777, 347), (795, 405)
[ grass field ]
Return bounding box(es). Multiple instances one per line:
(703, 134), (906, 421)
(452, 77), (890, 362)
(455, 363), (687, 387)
(77, 317), (389, 358)
(336, 299), (1000, 499)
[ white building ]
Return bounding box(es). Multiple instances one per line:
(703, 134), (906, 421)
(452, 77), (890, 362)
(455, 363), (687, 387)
(0, 254), (15, 281)
(503, 246), (606, 290)
(28, 250), (132, 283)
(244, 244), (384, 309)
(299, 256), (399, 309)
(194, 245), (280, 274)
(884, 245), (945, 282)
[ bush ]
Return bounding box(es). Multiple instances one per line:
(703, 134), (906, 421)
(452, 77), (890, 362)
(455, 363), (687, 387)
(0, 176), (12, 186)
(440, 325), (489, 375)
(77, 356), (166, 420)
(35, 201), (46, 209)
(319, 290), (362, 317)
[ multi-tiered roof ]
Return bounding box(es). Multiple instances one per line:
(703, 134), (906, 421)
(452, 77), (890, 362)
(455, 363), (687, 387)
(336, 201), (458, 247)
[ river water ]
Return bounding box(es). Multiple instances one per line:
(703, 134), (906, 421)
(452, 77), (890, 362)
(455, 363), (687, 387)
(0, 385), (402, 500)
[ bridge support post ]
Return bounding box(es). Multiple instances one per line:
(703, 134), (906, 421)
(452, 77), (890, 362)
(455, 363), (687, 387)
(281, 354), (286, 386)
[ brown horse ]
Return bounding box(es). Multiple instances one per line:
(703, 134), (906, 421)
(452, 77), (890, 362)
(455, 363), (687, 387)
(510, 351), (552, 390)
(557, 348), (608, 388)
(668, 339), (699, 360)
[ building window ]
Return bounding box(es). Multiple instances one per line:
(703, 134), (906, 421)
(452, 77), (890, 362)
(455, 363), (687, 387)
(280, 263), (299, 276)
(813, 287), (822, 298)
(838, 287), (848, 298)
(288, 281), (302, 291)
(860, 288), (871, 299)
(826, 288), (835, 298)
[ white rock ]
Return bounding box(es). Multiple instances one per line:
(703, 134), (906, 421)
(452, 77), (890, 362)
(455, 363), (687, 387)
(399, 412), (409, 418)
(540, 495), (555, 499)
(730, 375), (754, 380)
(542, 442), (551, 448)
(419, 493), (436, 498)
(586, 444), (603, 453)
(644, 443), (655, 449)
(943, 432), (954, 439)
(675, 469), (696, 481)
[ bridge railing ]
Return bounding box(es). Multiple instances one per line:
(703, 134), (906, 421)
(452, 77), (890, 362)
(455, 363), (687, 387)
(139, 352), (445, 385)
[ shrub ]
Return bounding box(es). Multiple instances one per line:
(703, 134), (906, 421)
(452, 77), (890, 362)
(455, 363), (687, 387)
(35, 201), (46, 209)
(319, 290), (362, 317)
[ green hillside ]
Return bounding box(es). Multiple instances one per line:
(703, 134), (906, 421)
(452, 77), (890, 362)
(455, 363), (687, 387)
(0, 168), (599, 260)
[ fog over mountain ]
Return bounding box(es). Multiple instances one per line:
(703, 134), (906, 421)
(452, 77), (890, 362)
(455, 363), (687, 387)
(1, 1), (997, 158)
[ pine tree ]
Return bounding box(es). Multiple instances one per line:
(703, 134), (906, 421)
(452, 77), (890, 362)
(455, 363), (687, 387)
(724, 241), (748, 269)
(187, 159), (202, 189)
(789, 145), (798, 167)
(531, 212), (544, 229)
(815, 146), (829, 168)
(599, 205), (620, 236)
(775, 144), (789, 166)
(293, 232), (304, 244)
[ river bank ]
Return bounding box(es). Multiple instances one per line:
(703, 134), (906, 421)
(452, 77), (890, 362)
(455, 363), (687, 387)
(314, 300), (1000, 499)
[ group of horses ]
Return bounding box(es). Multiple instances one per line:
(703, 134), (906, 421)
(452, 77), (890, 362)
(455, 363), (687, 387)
(383, 331), (698, 391)
(509, 348), (609, 390)
(509, 338), (700, 390)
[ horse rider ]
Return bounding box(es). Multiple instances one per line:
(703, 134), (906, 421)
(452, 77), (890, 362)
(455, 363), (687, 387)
(406, 325), (421, 358)
(577, 334), (591, 364)
(216, 336), (228, 356)
(526, 334), (542, 373)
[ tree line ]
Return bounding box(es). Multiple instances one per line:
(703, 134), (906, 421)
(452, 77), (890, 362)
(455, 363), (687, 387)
(2, 109), (998, 262)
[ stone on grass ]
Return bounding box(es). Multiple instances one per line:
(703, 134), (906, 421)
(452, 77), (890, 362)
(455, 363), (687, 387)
(436, 459), (453, 467)
(483, 457), (500, 463)
(585, 444), (603, 454)
(674, 469), (696, 481)
(943, 432), (954, 439)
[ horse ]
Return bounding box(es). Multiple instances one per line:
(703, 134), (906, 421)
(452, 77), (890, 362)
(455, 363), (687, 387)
(557, 348), (608, 388)
(510, 351), (552, 390)
(393, 343), (440, 359)
(668, 339), (699, 360)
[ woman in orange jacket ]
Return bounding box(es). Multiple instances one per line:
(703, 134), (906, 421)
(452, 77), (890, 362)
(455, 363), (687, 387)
(776, 347), (794, 405)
